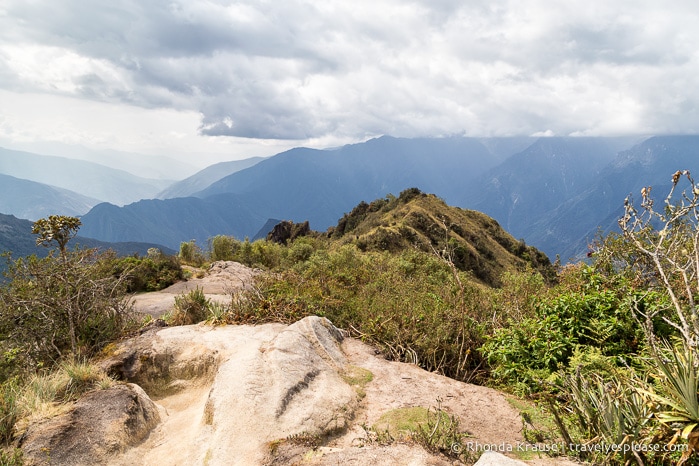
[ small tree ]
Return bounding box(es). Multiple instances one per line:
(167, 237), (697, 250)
(31, 215), (82, 260)
(618, 170), (699, 347)
(0, 216), (131, 365)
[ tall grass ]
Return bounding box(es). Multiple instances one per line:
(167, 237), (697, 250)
(228, 245), (525, 383)
(0, 360), (113, 447)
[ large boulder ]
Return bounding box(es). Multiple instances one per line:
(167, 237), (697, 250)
(20, 384), (160, 466)
(101, 316), (357, 465)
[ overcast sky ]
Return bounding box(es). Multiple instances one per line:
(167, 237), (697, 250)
(1, 0), (698, 165)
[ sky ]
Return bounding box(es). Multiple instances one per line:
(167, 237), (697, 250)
(1, 0), (698, 167)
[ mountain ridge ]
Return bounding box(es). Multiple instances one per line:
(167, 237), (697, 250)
(0, 147), (173, 205)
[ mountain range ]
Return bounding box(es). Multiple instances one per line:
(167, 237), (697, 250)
(3, 135), (699, 261)
(0, 213), (175, 265)
(0, 147), (174, 209)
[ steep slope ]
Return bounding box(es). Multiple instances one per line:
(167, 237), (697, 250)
(330, 189), (555, 286)
(79, 194), (267, 250)
(0, 147), (172, 205)
(464, 136), (642, 235)
(527, 135), (699, 259)
(0, 174), (100, 220)
(156, 157), (265, 199)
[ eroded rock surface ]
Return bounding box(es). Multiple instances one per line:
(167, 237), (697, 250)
(22, 315), (582, 465)
(20, 384), (159, 466)
(23, 257), (582, 466)
(103, 316), (356, 466)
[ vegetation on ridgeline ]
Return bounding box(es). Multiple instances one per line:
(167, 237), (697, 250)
(2, 180), (699, 464)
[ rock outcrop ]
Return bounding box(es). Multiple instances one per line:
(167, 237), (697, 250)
(20, 384), (159, 466)
(22, 314), (580, 466)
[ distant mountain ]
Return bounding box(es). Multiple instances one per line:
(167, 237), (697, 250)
(79, 194), (267, 250)
(0, 213), (174, 262)
(464, 137), (642, 234)
(0, 147), (172, 205)
(0, 174), (100, 220)
(75, 134), (699, 261)
(2, 141), (197, 180)
(157, 157), (265, 199)
(527, 135), (699, 260)
(81, 136), (509, 249)
(194, 136), (506, 227)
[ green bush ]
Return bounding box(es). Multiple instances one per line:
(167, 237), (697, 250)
(112, 253), (182, 292)
(169, 287), (212, 325)
(482, 267), (652, 394)
(0, 248), (134, 372)
(209, 235), (238, 262)
(179, 240), (205, 266)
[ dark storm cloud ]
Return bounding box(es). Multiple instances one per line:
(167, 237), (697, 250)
(2, 0), (699, 140)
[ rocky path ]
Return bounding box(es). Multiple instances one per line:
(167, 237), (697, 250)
(130, 261), (259, 317)
(21, 261), (581, 466)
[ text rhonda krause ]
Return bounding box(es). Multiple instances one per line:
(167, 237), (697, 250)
(456, 441), (689, 454)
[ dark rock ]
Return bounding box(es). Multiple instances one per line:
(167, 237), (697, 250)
(266, 220), (310, 244)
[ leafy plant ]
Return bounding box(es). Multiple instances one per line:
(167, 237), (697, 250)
(0, 248), (134, 370)
(640, 340), (699, 464)
(482, 267), (646, 394)
(112, 253), (182, 292)
(169, 287), (212, 325)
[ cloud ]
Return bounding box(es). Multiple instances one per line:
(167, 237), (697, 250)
(1, 0), (699, 143)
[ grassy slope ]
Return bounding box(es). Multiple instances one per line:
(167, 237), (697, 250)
(330, 189), (555, 287)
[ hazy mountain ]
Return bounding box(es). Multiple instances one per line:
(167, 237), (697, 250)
(79, 194), (267, 250)
(2, 141), (197, 180)
(157, 157), (265, 199)
(0, 147), (173, 205)
(194, 136), (507, 227)
(0, 174), (100, 220)
(526, 135), (699, 259)
(464, 137), (642, 234)
(75, 134), (699, 261)
(81, 136), (509, 249)
(0, 213), (174, 263)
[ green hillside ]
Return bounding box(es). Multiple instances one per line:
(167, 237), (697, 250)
(329, 188), (555, 286)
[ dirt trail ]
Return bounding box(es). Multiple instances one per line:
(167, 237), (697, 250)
(130, 261), (259, 317)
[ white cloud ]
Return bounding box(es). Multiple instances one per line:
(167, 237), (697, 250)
(0, 0), (698, 158)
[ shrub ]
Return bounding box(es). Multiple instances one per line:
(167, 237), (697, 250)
(209, 235), (238, 262)
(179, 240), (205, 266)
(0, 248), (134, 371)
(482, 267), (651, 394)
(168, 287), (212, 325)
(112, 253), (182, 292)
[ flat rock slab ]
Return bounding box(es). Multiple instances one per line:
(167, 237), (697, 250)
(29, 314), (580, 465)
(131, 261), (259, 317)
